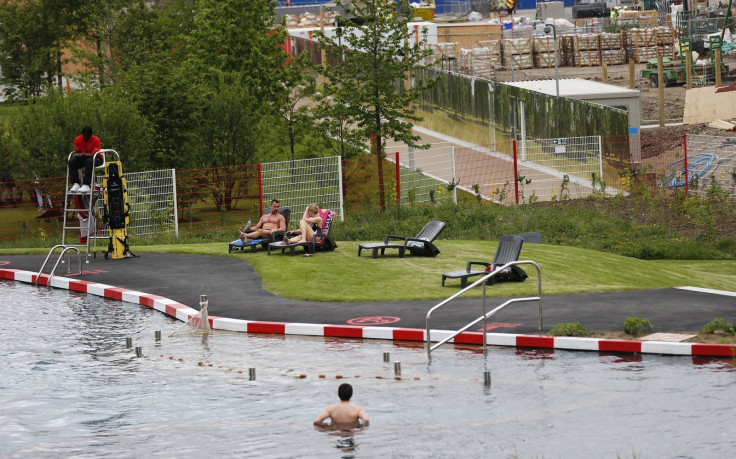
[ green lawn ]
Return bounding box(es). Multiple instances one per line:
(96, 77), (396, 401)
(6, 240), (727, 302)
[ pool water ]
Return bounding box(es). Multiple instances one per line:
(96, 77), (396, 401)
(2, 279), (735, 458)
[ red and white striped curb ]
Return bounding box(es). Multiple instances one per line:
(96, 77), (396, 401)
(3, 268), (735, 358)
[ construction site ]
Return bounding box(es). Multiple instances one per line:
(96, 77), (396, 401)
(280, 0), (736, 136)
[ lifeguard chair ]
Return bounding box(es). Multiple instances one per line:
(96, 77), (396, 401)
(61, 149), (120, 261)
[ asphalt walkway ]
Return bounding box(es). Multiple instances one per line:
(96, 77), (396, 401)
(2, 253), (734, 338)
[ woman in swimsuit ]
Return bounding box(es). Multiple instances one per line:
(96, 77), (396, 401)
(284, 204), (322, 245)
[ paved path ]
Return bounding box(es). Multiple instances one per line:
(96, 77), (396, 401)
(2, 253), (735, 339)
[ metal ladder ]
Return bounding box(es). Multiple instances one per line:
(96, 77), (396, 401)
(426, 260), (542, 361)
(60, 149), (119, 262)
(35, 245), (82, 285)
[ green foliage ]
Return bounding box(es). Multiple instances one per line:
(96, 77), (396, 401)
(186, 0), (289, 105)
(0, 0), (78, 99)
(115, 62), (202, 170)
(701, 317), (736, 335)
(623, 317), (653, 336)
(314, 0), (438, 159)
(549, 322), (591, 337)
(9, 87), (153, 176)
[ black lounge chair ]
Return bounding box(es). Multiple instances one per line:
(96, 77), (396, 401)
(229, 207), (291, 253)
(520, 231), (542, 244)
(441, 234), (528, 288)
(357, 220), (446, 259)
(267, 209), (338, 256)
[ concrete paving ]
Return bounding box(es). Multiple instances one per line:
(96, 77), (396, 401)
(2, 253), (734, 336)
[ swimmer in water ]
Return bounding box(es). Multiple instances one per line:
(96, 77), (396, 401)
(313, 383), (369, 427)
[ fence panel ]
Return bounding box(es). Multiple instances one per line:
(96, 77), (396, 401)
(682, 134), (736, 198)
(341, 155), (397, 215)
(392, 147), (457, 205)
(518, 136), (609, 201)
(261, 156), (343, 230)
(453, 142), (517, 205)
(635, 133), (686, 194)
(93, 168), (177, 238)
(0, 176), (67, 243)
(175, 165), (261, 234)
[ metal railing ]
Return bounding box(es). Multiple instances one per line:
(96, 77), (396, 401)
(35, 245), (82, 286)
(426, 260), (542, 361)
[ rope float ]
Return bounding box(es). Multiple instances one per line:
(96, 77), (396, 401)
(127, 332), (490, 384)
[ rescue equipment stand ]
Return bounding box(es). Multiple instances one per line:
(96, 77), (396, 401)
(102, 160), (135, 259)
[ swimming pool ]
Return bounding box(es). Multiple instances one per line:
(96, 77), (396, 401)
(2, 279), (735, 457)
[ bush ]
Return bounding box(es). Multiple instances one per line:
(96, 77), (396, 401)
(548, 322), (591, 337)
(623, 317), (653, 336)
(701, 317), (736, 335)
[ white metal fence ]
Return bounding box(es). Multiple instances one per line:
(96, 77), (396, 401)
(389, 136), (617, 205)
(390, 146), (458, 205)
(260, 156), (344, 230)
(95, 168), (178, 238)
(518, 136), (615, 201)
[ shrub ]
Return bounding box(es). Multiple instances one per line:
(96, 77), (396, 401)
(548, 322), (591, 337)
(623, 317), (653, 336)
(701, 317), (736, 335)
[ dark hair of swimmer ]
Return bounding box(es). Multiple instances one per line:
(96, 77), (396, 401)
(338, 383), (353, 402)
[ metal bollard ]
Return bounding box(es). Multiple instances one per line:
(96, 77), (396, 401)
(126, 337), (132, 348)
(248, 368), (256, 381)
(383, 352), (390, 363)
(483, 370), (491, 387)
(200, 295), (209, 330)
(393, 361), (401, 377)
(135, 347), (143, 358)
(155, 331), (161, 341)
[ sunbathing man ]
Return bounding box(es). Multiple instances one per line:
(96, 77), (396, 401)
(313, 383), (369, 427)
(239, 199), (286, 241)
(284, 204), (322, 245)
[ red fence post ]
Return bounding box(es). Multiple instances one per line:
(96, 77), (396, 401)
(258, 163), (263, 216)
(683, 133), (688, 196)
(395, 152), (401, 205)
(513, 140), (519, 205)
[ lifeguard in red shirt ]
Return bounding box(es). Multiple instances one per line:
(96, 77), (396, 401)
(68, 126), (102, 193)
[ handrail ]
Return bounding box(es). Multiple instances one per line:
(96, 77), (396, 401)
(426, 260), (542, 361)
(36, 245), (82, 286)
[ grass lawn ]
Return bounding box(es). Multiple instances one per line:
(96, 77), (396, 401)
(5, 240), (728, 302)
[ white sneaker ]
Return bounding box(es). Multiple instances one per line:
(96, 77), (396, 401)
(70, 183), (80, 192)
(79, 184), (91, 193)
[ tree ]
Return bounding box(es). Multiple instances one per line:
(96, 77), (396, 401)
(314, 0), (437, 211)
(186, 0), (293, 108)
(9, 87), (153, 178)
(0, 0), (64, 99)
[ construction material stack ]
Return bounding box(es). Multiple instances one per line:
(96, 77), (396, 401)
(502, 38), (533, 69)
(655, 27), (676, 59)
(573, 34), (601, 66)
(459, 46), (497, 80)
(428, 42), (459, 71)
(624, 28), (658, 63)
(532, 35), (557, 68)
(600, 33), (625, 65)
